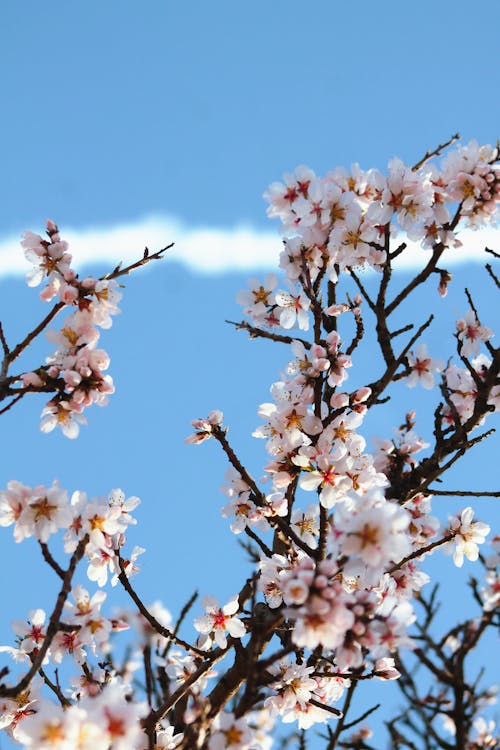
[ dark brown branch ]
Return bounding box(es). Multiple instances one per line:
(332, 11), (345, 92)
(326, 681), (358, 749)
(116, 554), (205, 656)
(244, 526), (273, 558)
(212, 427), (316, 557)
(162, 590), (199, 661)
(0, 393), (25, 415)
(36, 665), (71, 707)
(341, 702), (381, 731)
(144, 649), (227, 729)
(102, 243), (173, 281)
(386, 244), (444, 317)
(485, 263), (500, 289)
(412, 133), (460, 172)
(0, 535), (89, 698)
(348, 270), (376, 314)
(309, 697), (342, 717)
(226, 319), (312, 349)
(39, 541), (65, 580)
(5, 302), (64, 367)
(428, 489), (499, 497)
(484, 246), (500, 259)
(388, 533), (455, 574)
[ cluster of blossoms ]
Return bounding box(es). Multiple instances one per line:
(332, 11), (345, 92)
(2, 680), (149, 750)
(182, 139), (498, 741)
(1, 139), (498, 749)
(20, 221), (122, 437)
(263, 140), (499, 281)
(0, 482), (179, 749)
(0, 482), (140, 586)
(443, 357), (500, 428)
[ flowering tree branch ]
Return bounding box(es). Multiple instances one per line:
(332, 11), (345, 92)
(0, 137), (498, 750)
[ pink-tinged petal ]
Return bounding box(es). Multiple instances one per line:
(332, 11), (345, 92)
(222, 598), (239, 616)
(201, 595), (219, 612)
(29, 609), (46, 626)
(301, 415), (323, 435)
(421, 372), (435, 390)
(62, 421), (80, 439)
(193, 614), (212, 634)
(213, 630), (228, 649)
(299, 473), (323, 491)
(453, 548), (464, 568)
(460, 507), (474, 526)
(319, 485), (338, 509)
(279, 308), (296, 329)
(226, 618), (246, 639)
(464, 542), (479, 561)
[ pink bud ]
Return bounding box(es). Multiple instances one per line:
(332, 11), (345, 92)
(330, 392), (349, 408)
(352, 386), (371, 403)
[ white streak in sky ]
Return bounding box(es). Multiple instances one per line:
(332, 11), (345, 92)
(0, 215), (498, 278)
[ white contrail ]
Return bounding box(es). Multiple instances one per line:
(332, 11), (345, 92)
(0, 215), (498, 278)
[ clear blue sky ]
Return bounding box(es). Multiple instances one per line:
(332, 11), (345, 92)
(1, 1), (499, 234)
(0, 2), (498, 746)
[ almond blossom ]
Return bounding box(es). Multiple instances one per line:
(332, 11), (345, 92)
(446, 507), (490, 567)
(194, 596), (246, 650)
(12, 610), (47, 657)
(208, 711), (255, 750)
(274, 289), (310, 330)
(456, 310), (494, 357)
(406, 343), (444, 389)
(185, 410), (224, 444)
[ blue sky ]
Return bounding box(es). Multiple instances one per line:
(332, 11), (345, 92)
(1, 1), (499, 236)
(0, 1), (499, 746)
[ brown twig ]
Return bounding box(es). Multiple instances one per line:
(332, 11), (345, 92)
(116, 554), (204, 656)
(412, 133), (460, 172)
(39, 541), (65, 580)
(388, 533), (455, 574)
(226, 319), (312, 349)
(0, 535), (89, 698)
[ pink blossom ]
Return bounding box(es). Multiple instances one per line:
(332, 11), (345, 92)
(194, 596), (246, 650)
(406, 343), (444, 389)
(185, 410), (223, 444)
(456, 310), (493, 357)
(446, 507), (490, 567)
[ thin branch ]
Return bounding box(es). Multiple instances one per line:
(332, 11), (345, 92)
(386, 245), (443, 317)
(162, 589), (199, 660)
(0, 393), (25, 415)
(102, 243), (173, 281)
(309, 697), (342, 717)
(0, 535), (89, 698)
(244, 526), (273, 558)
(348, 270), (376, 314)
(412, 133), (460, 172)
(0, 322), (9, 376)
(36, 666), (71, 707)
(427, 489), (499, 497)
(39, 542), (65, 580)
(318, 504), (329, 561)
(341, 702), (381, 731)
(484, 246), (500, 259)
(226, 319), (312, 349)
(326, 681), (357, 749)
(485, 263), (500, 289)
(388, 533), (455, 574)
(212, 427), (315, 557)
(116, 554), (205, 656)
(7, 302), (64, 365)
(144, 648), (227, 729)
(391, 323), (414, 339)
